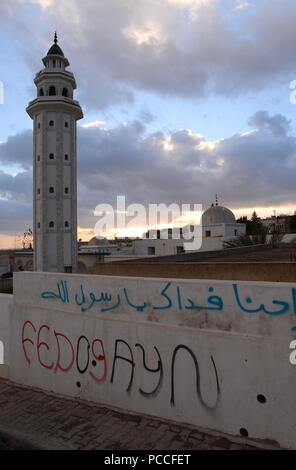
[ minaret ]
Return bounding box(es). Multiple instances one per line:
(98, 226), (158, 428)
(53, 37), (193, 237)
(26, 33), (83, 273)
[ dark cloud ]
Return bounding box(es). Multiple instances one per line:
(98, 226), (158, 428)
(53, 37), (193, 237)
(248, 111), (291, 137)
(5, 0), (296, 110)
(1, 109), (295, 234)
(0, 130), (32, 170)
(0, 170), (32, 202)
(0, 198), (32, 235)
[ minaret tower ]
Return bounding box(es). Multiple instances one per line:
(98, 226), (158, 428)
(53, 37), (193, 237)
(27, 33), (83, 272)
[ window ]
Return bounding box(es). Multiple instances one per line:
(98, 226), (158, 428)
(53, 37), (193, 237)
(49, 221), (54, 228)
(38, 88), (44, 96)
(65, 221), (69, 228)
(37, 155), (40, 161)
(49, 153), (54, 160)
(64, 266), (72, 273)
(37, 222), (40, 228)
(64, 154), (69, 161)
(49, 86), (56, 96)
(177, 246), (184, 254)
(148, 246), (155, 255)
(49, 187), (54, 193)
(65, 187), (69, 194)
(234, 229), (238, 236)
(62, 88), (68, 97)
(37, 188), (40, 194)
(205, 230), (211, 237)
(38, 123), (41, 129)
(64, 121), (69, 128)
(49, 120), (54, 127)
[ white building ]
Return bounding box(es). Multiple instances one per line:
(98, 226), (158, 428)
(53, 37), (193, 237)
(26, 34), (83, 272)
(201, 204), (245, 239)
(132, 203), (246, 256)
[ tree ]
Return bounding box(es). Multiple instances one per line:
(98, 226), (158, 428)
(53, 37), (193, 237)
(289, 215), (296, 233)
(237, 212), (263, 236)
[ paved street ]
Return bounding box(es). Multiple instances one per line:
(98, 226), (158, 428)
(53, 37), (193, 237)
(0, 378), (264, 450)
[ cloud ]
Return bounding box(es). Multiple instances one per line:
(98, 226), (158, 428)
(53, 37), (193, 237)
(0, 170), (32, 202)
(0, 198), (32, 235)
(0, 130), (32, 170)
(248, 111), (291, 137)
(1, 110), (296, 236)
(75, 110), (296, 228)
(4, 0), (296, 110)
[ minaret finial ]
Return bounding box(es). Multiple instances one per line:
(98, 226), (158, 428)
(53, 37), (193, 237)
(54, 31), (58, 44)
(215, 194), (218, 206)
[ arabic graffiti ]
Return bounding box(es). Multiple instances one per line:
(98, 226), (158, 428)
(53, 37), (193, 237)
(21, 320), (219, 410)
(41, 281), (296, 329)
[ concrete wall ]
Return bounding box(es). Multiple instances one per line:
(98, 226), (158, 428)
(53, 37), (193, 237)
(8, 271), (296, 448)
(114, 243), (272, 264)
(132, 234), (245, 256)
(0, 293), (12, 376)
(88, 262), (296, 282)
(133, 239), (185, 256)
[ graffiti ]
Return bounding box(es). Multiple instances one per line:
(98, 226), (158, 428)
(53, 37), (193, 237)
(232, 284), (290, 315)
(170, 345), (220, 409)
(135, 344), (163, 398)
(111, 340), (135, 393)
(41, 281), (296, 326)
(22, 321), (107, 385)
(22, 320), (220, 410)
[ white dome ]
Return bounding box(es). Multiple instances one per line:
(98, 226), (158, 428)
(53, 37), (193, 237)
(202, 205), (236, 225)
(88, 237), (110, 246)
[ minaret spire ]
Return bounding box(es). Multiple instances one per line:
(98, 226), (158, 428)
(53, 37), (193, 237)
(26, 36), (83, 273)
(215, 194), (218, 206)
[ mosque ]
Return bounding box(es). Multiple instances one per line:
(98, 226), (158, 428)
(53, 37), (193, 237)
(201, 197), (246, 239)
(23, 35), (246, 271)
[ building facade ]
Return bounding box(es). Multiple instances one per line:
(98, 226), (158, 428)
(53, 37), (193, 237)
(26, 34), (83, 272)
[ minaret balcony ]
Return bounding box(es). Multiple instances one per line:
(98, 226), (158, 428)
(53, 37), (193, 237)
(26, 97), (83, 120)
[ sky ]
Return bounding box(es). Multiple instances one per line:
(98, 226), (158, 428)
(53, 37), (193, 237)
(1, 0), (296, 247)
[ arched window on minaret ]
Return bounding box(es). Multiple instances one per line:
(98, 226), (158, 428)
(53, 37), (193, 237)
(62, 87), (68, 97)
(48, 86), (56, 96)
(38, 88), (44, 96)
